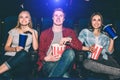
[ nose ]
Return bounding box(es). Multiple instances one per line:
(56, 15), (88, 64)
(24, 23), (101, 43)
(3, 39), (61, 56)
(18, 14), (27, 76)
(23, 18), (26, 20)
(95, 21), (99, 24)
(57, 17), (60, 19)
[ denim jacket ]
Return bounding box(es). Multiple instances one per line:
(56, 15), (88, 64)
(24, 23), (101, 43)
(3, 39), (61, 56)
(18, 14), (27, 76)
(78, 28), (112, 60)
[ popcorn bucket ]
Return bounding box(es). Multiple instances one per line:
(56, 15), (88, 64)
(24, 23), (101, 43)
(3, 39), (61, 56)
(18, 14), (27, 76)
(52, 43), (65, 56)
(103, 24), (118, 40)
(19, 34), (28, 48)
(91, 44), (103, 60)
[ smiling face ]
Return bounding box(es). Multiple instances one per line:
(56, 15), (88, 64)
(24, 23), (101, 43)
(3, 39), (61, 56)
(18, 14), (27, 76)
(91, 14), (102, 29)
(19, 11), (31, 26)
(52, 10), (65, 26)
(16, 11), (32, 28)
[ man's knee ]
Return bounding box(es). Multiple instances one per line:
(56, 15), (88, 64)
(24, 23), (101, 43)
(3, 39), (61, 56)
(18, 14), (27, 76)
(63, 49), (75, 61)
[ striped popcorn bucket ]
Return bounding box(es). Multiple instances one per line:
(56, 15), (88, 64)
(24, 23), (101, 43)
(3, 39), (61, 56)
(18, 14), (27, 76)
(52, 43), (65, 56)
(91, 44), (103, 60)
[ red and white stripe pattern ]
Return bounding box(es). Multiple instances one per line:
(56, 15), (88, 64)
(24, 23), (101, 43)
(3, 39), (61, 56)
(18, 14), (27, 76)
(91, 44), (103, 60)
(52, 44), (65, 56)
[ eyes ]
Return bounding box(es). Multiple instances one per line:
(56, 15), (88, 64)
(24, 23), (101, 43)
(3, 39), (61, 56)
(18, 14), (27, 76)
(19, 16), (29, 19)
(92, 18), (101, 22)
(54, 14), (64, 17)
(92, 15), (102, 22)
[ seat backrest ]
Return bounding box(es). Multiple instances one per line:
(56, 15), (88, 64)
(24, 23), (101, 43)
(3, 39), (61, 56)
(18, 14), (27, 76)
(113, 20), (120, 64)
(4, 16), (18, 41)
(63, 19), (74, 29)
(75, 18), (89, 36)
(1, 16), (17, 54)
(41, 17), (53, 32)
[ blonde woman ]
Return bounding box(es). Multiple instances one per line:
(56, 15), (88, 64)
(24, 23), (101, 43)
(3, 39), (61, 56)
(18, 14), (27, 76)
(0, 11), (38, 78)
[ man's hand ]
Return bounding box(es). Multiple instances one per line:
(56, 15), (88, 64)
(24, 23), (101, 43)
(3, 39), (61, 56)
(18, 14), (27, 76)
(59, 37), (72, 45)
(44, 50), (61, 62)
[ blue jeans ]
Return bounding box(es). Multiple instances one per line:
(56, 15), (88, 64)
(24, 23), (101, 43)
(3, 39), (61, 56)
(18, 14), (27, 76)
(1, 50), (32, 79)
(5, 50), (29, 69)
(42, 49), (75, 77)
(83, 59), (120, 80)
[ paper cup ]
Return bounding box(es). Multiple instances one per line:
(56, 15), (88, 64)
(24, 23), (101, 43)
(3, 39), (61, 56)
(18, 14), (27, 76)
(19, 34), (28, 48)
(52, 43), (65, 56)
(91, 44), (103, 60)
(103, 24), (118, 40)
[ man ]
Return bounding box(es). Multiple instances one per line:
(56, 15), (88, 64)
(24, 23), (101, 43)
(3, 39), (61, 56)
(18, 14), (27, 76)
(37, 8), (82, 77)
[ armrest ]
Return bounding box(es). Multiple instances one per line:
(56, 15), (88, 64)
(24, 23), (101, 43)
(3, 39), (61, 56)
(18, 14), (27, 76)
(29, 50), (38, 62)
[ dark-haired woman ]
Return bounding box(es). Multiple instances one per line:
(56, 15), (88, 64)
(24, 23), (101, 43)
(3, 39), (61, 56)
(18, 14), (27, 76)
(78, 12), (120, 80)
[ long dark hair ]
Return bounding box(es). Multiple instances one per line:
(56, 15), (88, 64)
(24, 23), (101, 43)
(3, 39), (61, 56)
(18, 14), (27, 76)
(88, 12), (104, 32)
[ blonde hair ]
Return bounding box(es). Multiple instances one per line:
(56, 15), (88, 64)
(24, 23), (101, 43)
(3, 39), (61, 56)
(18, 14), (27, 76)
(16, 10), (33, 28)
(53, 8), (65, 17)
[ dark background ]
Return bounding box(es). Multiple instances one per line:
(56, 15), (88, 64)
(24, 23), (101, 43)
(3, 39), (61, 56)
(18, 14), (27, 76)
(0, 0), (120, 63)
(0, 0), (120, 20)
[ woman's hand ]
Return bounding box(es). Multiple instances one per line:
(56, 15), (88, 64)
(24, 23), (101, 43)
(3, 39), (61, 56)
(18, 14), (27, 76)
(89, 44), (96, 53)
(15, 46), (23, 52)
(22, 26), (34, 34)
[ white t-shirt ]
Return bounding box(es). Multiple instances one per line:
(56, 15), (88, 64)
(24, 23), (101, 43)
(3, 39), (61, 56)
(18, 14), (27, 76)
(5, 28), (37, 56)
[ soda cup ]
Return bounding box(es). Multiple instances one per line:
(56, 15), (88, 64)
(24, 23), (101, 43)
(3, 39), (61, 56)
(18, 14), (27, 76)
(91, 44), (103, 60)
(19, 34), (28, 48)
(103, 24), (118, 40)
